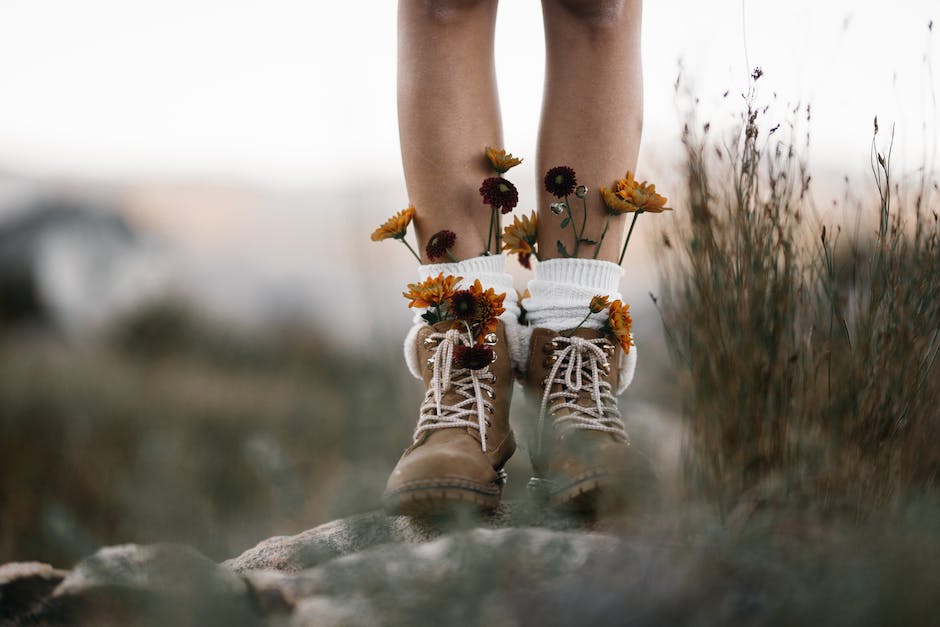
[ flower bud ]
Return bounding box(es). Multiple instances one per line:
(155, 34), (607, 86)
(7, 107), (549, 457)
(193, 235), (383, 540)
(575, 185), (588, 198)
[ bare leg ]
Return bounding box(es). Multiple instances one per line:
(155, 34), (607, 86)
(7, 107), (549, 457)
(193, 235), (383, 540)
(398, 0), (503, 261)
(536, 0), (643, 262)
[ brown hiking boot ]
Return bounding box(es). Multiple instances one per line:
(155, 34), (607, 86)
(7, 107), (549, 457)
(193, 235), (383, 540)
(384, 320), (516, 515)
(524, 327), (631, 513)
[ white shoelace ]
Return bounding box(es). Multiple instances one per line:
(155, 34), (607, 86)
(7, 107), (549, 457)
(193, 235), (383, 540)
(537, 335), (628, 455)
(414, 328), (496, 452)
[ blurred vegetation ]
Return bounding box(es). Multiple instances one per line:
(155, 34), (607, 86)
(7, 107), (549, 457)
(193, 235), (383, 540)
(658, 71), (939, 518)
(0, 298), (421, 566)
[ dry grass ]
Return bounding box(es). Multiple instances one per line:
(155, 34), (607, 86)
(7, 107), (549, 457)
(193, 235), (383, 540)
(657, 70), (940, 518)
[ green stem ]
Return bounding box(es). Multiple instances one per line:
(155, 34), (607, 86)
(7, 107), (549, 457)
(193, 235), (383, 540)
(446, 249), (458, 263)
(496, 211), (503, 254)
(486, 207), (496, 255)
(564, 200), (579, 256)
(400, 238), (422, 263)
(617, 211), (642, 266)
(593, 214), (612, 260)
(563, 310), (593, 337)
(579, 195), (588, 244)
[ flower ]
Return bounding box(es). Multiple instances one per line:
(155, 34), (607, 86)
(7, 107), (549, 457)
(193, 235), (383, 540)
(403, 273), (462, 309)
(517, 251), (532, 269)
(606, 299), (633, 353)
(544, 166), (577, 198)
(453, 344), (494, 370)
(449, 290), (478, 321)
(425, 229), (456, 261)
(371, 206), (416, 241)
(502, 211), (538, 255)
(485, 147), (522, 174)
(479, 177), (518, 214)
(589, 295), (611, 314)
(601, 171), (671, 215)
(470, 279), (506, 336)
(575, 185), (588, 198)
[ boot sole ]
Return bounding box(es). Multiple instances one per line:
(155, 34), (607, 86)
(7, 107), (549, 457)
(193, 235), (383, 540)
(549, 470), (623, 514)
(383, 482), (501, 516)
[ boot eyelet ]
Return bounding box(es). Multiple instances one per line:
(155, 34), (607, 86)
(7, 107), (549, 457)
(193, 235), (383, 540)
(426, 357), (435, 367)
(423, 337), (437, 347)
(490, 352), (498, 363)
(483, 333), (498, 346)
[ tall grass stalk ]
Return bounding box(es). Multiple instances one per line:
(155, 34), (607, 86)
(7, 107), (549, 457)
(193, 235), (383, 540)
(658, 72), (939, 518)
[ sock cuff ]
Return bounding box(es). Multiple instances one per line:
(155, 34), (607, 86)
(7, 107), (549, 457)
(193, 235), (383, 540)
(418, 254), (504, 283)
(534, 258), (623, 292)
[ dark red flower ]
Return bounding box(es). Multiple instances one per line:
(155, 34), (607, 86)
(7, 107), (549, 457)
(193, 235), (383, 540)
(449, 290), (478, 321)
(479, 177), (518, 214)
(544, 166), (577, 198)
(425, 229), (456, 260)
(453, 344), (494, 370)
(517, 251), (532, 269)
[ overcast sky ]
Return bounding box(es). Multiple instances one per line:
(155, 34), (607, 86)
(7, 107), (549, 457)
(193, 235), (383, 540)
(0, 0), (936, 187)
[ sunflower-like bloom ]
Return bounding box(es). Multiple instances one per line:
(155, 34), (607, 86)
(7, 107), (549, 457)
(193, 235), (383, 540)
(485, 147), (523, 174)
(469, 279), (506, 336)
(479, 177), (518, 214)
(371, 206), (416, 241)
(544, 165), (577, 198)
(453, 344), (494, 370)
(501, 211), (538, 255)
(606, 299), (633, 353)
(589, 294), (611, 314)
(403, 273), (462, 309)
(425, 229), (456, 261)
(600, 172), (671, 215)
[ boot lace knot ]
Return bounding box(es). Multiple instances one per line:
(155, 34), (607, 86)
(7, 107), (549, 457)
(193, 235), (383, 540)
(537, 335), (627, 454)
(414, 328), (496, 452)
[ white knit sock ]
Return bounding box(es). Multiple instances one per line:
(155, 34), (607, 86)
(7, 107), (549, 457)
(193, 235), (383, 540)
(524, 257), (637, 392)
(403, 255), (525, 378)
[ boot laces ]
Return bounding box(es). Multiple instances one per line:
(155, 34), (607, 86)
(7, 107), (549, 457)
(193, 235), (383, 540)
(537, 335), (627, 455)
(414, 328), (496, 452)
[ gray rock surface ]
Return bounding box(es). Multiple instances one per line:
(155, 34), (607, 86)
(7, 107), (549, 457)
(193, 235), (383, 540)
(1, 503), (639, 626)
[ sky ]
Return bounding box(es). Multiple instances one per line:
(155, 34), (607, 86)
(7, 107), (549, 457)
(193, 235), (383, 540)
(0, 0), (936, 188)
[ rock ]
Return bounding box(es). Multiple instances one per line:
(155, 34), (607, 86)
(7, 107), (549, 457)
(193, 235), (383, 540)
(0, 561), (68, 622)
(225, 499), (619, 574)
(243, 526), (623, 626)
(28, 543), (260, 626)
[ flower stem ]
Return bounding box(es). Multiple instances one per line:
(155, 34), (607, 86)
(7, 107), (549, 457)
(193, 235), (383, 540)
(593, 214), (612, 259)
(617, 211), (642, 266)
(486, 207), (496, 255)
(564, 199), (579, 256)
(563, 310), (593, 337)
(400, 238), (422, 263)
(446, 249), (458, 263)
(579, 195), (588, 244)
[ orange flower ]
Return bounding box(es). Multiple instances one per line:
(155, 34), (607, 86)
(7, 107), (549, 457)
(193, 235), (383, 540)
(469, 279), (506, 337)
(600, 172), (671, 215)
(485, 147), (523, 174)
(606, 299), (633, 353)
(371, 206), (416, 241)
(502, 211), (538, 255)
(589, 294), (611, 314)
(403, 273), (462, 309)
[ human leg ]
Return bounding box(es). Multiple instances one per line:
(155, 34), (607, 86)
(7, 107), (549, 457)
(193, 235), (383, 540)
(523, 0), (645, 511)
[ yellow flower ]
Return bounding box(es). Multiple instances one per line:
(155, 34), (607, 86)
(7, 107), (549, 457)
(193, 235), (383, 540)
(403, 273), (462, 309)
(469, 279), (506, 337)
(501, 211), (538, 255)
(371, 206), (416, 241)
(485, 147), (523, 174)
(589, 295), (611, 314)
(607, 299), (633, 353)
(600, 172), (671, 215)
